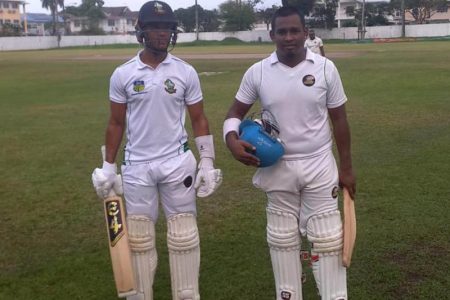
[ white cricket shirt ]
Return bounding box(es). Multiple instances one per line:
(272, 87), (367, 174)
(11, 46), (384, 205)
(236, 49), (347, 159)
(110, 52), (202, 164)
(304, 37), (323, 54)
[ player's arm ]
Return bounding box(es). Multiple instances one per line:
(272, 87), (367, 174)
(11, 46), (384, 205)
(328, 104), (355, 198)
(187, 100), (210, 137)
(224, 100), (260, 167)
(92, 102), (126, 199)
(105, 102), (127, 163)
(320, 46), (325, 57)
(187, 101), (222, 198)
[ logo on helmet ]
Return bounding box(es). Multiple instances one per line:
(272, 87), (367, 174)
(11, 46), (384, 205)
(154, 2), (166, 15)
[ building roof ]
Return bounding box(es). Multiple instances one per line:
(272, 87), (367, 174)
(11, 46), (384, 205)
(21, 13), (63, 23)
(102, 6), (129, 18)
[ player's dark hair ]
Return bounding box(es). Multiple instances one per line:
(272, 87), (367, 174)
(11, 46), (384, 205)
(271, 6), (306, 31)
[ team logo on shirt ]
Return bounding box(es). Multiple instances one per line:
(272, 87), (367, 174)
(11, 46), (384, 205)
(332, 186), (339, 198)
(133, 80), (145, 93)
(164, 79), (177, 94)
(302, 74), (315, 87)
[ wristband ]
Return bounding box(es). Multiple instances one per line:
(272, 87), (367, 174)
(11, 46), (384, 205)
(195, 135), (215, 160)
(223, 118), (241, 143)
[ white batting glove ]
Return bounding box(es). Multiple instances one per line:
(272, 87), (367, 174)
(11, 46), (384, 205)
(92, 161), (123, 199)
(194, 157), (223, 198)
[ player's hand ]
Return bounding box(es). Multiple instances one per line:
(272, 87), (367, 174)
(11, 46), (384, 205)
(339, 167), (356, 199)
(92, 161), (123, 199)
(194, 158), (223, 198)
(226, 135), (260, 167)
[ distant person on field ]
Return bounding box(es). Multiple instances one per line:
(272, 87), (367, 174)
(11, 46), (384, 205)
(305, 29), (325, 57)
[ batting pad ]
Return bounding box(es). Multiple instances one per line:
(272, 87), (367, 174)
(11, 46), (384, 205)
(307, 210), (347, 300)
(266, 207), (303, 300)
(127, 215), (157, 300)
(167, 213), (200, 300)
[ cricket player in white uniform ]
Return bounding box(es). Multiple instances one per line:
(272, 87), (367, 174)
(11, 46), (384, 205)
(92, 1), (222, 299)
(223, 6), (355, 300)
(304, 29), (325, 57)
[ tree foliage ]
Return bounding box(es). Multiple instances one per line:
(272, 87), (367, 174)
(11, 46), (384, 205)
(0, 23), (21, 36)
(391, 0), (447, 23)
(311, 0), (338, 29)
(41, 0), (65, 35)
(281, 0), (315, 15)
(64, 0), (105, 34)
(174, 5), (220, 32)
(256, 5), (280, 30)
(354, 3), (391, 27)
(219, 0), (258, 32)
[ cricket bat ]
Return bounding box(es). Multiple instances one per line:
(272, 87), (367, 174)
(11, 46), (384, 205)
(100, 146), (137, 298)
(342, 187), (356, 268)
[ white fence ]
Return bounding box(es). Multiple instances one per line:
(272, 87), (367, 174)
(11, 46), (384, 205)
(1, 23), (449, 51)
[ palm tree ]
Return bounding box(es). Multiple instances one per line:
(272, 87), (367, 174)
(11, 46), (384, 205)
(41, 0), (64, 36)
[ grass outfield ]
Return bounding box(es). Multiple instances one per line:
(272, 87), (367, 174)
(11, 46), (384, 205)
(0, 41), (449, 299)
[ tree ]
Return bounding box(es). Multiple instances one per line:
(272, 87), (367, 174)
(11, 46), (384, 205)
(175, 6), (220, 32)
(65, 0), (105, 34)
(281, 0), (315, 15)
(256, 5), (279, 30)
(219, 0), (258, 32)
(41, 0), (64, 35)
(311, 0), (338, 29)
(201, 9), (221, 32)
(353, 3), (391, 26)
(391, 0), (447, 24)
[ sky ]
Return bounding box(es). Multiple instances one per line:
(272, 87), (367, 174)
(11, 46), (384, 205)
(26, 0), (282, 14)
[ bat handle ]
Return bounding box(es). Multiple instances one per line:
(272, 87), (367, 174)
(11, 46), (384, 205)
(343, 187), (354, 201)
(101, 145), (106, 161)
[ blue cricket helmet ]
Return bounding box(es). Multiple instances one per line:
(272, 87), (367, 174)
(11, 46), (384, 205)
(239, 112), (285, 168)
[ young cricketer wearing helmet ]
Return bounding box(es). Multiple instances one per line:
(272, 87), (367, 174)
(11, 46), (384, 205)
(92, 1), (222, 299)
(223, 6), (355, 300)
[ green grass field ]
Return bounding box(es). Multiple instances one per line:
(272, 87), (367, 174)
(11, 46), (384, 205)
(0, 40), (449, 300)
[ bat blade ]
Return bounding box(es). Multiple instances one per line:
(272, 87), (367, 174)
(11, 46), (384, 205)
(342, 187), (356, 268)
(104, 195), (137, 297)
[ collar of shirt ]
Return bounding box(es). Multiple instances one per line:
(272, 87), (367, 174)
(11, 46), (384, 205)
(269, 49), (316, 66)
(136, 51), (173, 70)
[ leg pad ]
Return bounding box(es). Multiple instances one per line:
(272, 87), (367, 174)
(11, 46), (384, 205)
(267, 207), (303, 300)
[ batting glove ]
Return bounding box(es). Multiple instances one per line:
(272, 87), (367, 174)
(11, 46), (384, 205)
(194, 157), (223, 198)
(92, 161), (123, 199)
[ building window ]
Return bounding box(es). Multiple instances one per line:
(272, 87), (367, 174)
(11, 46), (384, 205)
(108, 20), (115, 26)
(12, 3), (18, 9)
(127, 19), (133, 25)
(345, 6), (355, 16)
(74, 20), (81, 27)
(13, 19), (19, 24)
(3, 3), (9, 8)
